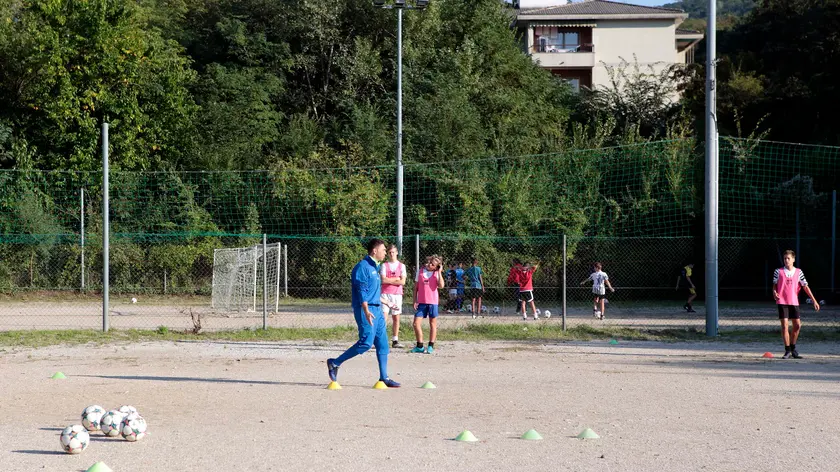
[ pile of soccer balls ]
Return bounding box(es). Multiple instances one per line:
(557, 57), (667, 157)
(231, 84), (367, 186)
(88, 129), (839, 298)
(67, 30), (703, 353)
(59, 404), (147, 454)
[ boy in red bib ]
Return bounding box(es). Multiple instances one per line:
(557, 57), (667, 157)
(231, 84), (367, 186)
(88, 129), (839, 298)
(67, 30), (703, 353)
(773, 250), (819, 359)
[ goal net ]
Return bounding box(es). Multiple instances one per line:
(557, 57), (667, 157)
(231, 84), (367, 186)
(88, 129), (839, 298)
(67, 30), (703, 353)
(212, 244), (282, 312)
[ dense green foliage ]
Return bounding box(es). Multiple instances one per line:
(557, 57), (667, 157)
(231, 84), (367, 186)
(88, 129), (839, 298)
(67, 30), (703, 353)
(663, 0), (755, 17)
(681, 0), (840, 145)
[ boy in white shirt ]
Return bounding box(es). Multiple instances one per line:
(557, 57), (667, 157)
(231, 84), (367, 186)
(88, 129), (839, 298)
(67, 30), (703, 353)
(581, 262), (614, 320)
(380, 244), (407, 348)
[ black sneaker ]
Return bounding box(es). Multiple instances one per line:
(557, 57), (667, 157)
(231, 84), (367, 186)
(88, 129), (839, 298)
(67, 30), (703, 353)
(687, 308), (697, 313)
(683, 304), (689, 311)
(327, 358), (339, 381)
(792, 350), (803, 359)
(782, 351), (792, 359)
(392, 340), (405, 349)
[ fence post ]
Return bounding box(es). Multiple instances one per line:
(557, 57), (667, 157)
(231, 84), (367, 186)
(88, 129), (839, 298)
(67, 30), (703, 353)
(102, 122), (110, 332)
(275, 242), (282, 312)
(163, 269), (167, 295)
(415, 235), (420, 279)
(262, 234), (268, 330)
(832, 190), (836, 293)
(795, 204), (801, 261)
(284, 244), (288, 298)
(252, 244), (258, 312)
(562, 234), (567, 331)
(80, 188), (85, 290)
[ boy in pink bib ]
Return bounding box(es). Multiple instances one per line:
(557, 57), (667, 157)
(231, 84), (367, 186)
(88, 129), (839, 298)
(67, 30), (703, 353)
(412, 255), (445, 354)
(773, 250), (819, 359)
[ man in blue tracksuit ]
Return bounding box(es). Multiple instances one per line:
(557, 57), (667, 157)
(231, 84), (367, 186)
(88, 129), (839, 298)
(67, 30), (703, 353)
(327, 239), (400, 388)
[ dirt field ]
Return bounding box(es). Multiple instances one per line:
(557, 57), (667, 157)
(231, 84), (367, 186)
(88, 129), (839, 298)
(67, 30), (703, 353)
(2, 339), (840, 472)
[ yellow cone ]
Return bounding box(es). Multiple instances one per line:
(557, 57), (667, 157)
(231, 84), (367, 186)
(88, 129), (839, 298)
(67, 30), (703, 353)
(327, 381), (342, 390)
(373, 380), (388, 389)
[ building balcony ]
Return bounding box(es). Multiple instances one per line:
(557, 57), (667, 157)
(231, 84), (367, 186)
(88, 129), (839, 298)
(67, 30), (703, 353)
(529, 44), (595, 68)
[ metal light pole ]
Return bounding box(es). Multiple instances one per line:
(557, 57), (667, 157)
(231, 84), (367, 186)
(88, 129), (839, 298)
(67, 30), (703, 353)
(705, 0), (718, 336)
(374, 0), (428, 255)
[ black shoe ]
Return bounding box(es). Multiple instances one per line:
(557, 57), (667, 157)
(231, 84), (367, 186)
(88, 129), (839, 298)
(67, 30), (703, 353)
(687, 308), (697, 313)
(327, 358), (339, 381)
(683, 304), (689, 311)
(782, 351), (792, 359)
(792, 350), (803, 359)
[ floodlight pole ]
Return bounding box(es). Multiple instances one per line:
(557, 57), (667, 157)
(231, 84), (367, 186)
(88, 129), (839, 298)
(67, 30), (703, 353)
(705, 0), (718, 336)
(375, 1), (428, 256)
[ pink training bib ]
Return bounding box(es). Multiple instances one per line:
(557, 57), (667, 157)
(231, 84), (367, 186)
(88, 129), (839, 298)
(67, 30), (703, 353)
(381, 262), (405, 295)
(776, 267), (801, 306)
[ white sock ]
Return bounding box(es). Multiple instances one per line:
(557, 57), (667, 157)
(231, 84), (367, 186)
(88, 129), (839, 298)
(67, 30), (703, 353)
(392, 336), (398, 341)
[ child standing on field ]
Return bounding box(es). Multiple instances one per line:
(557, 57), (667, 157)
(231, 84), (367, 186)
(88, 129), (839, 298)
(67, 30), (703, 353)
(518, 261), (540, 320)
(412, 255), (446, 354)
(773, 249), (819, 359)
(581, 262), (614, 320)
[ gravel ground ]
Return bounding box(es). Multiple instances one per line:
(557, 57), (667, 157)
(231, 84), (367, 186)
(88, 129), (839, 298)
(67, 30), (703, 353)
(2, 339), (840, 472)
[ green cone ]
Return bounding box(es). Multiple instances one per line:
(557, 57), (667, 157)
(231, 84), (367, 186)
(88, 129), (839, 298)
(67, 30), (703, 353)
(454, 430), (478, 442)
(577, 428), (600, 439)
(521, 429), (543, 440)
(86, 462), (114, 472)
(609, 339), (619, 345)
(50, 372), (66, 379)
(421, 381), (436, 389)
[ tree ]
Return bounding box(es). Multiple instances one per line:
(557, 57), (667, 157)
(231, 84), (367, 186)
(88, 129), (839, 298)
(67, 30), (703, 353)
(0, 0), (198, 170)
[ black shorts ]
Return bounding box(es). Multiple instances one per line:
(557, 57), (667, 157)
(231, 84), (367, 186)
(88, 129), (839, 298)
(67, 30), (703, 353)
(518, 290), (534, 303)
(465, 288), (483, 299)
(778, 304), (801, 320)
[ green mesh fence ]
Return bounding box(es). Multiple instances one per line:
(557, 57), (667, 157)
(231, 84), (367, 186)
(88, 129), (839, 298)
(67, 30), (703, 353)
(1, 137), (839, 332)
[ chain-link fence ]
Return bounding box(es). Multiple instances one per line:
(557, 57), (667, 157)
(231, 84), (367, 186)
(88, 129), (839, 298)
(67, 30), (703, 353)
(2, 137), (840, 333)
(2, 232), (838, 332)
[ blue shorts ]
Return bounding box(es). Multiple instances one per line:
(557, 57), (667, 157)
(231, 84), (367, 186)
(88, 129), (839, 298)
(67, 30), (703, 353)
(457, 287), (465, 296)
(415, 304), (439, 319)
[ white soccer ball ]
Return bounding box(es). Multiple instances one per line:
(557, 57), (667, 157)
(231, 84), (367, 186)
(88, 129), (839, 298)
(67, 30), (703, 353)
(535, 308), (541, 316)
(820, 300), (826, 306)
(100, 410), (127, 437)
(806, 298), (812, 304)
(544, 310), (551, 318)
(81, 405), (106, 432)
(119, 405), (138, 416)
(603, 298), (609, 304)
(60, 424), (90, 454)
(120, 413), (147, 442)
(595, 311), (602, 317)
(481, 305), (488, 313)
(492, 306), (500, 314)
(131, 297), (137, 304)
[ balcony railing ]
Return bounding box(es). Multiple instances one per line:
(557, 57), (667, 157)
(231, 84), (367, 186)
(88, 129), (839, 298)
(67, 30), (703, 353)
(530, 43), (594, 54)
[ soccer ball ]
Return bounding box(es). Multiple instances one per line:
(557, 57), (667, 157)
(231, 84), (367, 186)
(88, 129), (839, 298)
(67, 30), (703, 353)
(594, 310), (602, 318)
(544, 310), (551, 318)
(81, 405), (105, 432)
(820, 300), (826, 306)
(100, 410), (127, 437)
(492, 306), (500, 314)
(131, 297), (137, 304)
(120, 413), (147, 441)
(60, 425), (90, 454)
(119, 405), (138, 416)
(481, 305), (488, 314)
(535, 308), (541, 316)
(603, 298), (609, 304)
(806, 298), (812, 304)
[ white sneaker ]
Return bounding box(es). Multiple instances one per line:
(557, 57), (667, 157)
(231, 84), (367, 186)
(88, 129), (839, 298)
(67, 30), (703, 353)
(534, 314), (539, 320)
(523, 315), (528, 320)
(595, 311), (602, 318)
